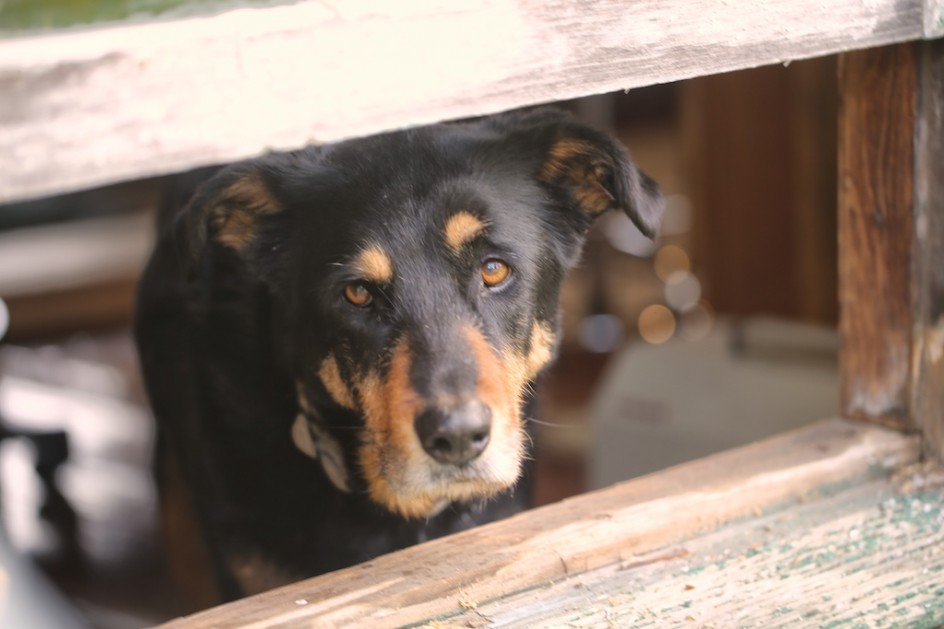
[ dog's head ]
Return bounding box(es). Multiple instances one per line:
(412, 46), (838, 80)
(177, 108), (663, 518)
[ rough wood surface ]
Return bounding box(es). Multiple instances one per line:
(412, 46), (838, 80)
(914, 39), (944, 461)
(0, 0), (929, 203)
(159, 419), (919, 629)
(838, 44), (918, 429)
(446, 463), (944, 627)
(927, 0), (944, 37)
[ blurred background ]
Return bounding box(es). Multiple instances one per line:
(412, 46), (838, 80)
(0, 9), (841, 622)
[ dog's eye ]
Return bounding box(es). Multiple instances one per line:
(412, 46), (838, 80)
(481, 259), (511, 288)
(343, 282), (373, 307)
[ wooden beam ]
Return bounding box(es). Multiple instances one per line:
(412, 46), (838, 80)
(838, 43), (918, 430)
(157, 419), (918, 628)
(927, 0), (944, 37)
(0, 0), (929, 203)
(839, 40), (944, 451)
(913, 39), (944, 460)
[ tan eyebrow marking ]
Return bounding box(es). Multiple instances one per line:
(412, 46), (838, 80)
(444, 212), (486, 253)
(354, 246), (394, 283)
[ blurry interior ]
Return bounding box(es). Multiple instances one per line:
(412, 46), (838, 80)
(0, 56), (839, 627)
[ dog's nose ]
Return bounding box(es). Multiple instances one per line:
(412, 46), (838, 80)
(415, 402), (492, 465)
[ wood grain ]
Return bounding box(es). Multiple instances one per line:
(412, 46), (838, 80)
(444, 464), (944, 627)
(838, 44), (917, 429)
(158, 419), (918, 628)
(0, 0), (929, 203)
(914, 39), (944, 461)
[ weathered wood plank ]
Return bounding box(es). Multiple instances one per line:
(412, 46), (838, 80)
(914, 39), (944, 461)
(450, 463), (944, 628)
(927, 0), (944, 37)
(158, 418), (919, 629)
(838, 43), (918, 429)
(0, 0), (929, 203)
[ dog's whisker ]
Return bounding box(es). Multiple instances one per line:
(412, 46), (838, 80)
(522, 430), (536, 451)
(523, 416), (574, 428)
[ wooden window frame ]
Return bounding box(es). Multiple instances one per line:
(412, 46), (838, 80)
(1, 1), (941, 625)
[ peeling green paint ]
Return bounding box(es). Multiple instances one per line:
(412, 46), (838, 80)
(0, 0), (293, 33)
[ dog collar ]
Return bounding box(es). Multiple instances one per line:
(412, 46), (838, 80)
(292, 383), (352, 494)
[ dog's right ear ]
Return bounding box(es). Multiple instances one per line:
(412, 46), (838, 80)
(173, 162), (283, 280)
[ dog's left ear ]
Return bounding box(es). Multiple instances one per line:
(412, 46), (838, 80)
(495, 109), (664, 238)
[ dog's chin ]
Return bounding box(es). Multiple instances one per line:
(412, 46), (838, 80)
(371, 459), (522, 520)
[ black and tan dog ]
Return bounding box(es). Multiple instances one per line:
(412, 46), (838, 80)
(134, 108), (662, 607)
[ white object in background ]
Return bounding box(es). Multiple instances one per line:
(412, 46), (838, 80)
(0, 298), (8, 340)
(589, 318), (838, 489)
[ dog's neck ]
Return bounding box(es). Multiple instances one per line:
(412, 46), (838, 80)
(292, 381), (352, 494)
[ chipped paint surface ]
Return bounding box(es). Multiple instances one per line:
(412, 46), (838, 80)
(431, 465), (944, 628)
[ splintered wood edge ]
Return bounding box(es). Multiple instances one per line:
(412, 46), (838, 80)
(159, 418), (920, 629)
(914, 39), (944, 462)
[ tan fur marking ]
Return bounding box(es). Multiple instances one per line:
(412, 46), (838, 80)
(356, 341), (437, 518)
(463, 326), (523, 446)
(212, 173), (281, 250)
(526, 321), (556, 379)
(318, 354), (357, 410)
(444, 212), (486, 253)
(539, 138), (614, 216)
(541, 138), (594, 179)
(228, 553), (298, 596)
(160, 455), (220, 611)
(354, 246), (394, 283)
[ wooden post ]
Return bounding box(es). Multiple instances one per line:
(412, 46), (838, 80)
(913, 38), (944, 461)
(839, 40), (944, 460)
(838, 43), (917, 430)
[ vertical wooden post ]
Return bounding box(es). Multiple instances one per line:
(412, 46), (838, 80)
(913, 38), (944, 461)
(839, 39), (944, 460)
(838, 43), (917, 430)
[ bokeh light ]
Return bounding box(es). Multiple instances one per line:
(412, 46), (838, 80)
(578, 313), (625, 353)
(679, 301), (714, 341)
(638, 304), (676, 344)
(664, 270), (702, 312)
(654, 245), (690, 282)
(603, 213), (658, 258)
(0, 297), (8, 340)
(660, 195), (694, 236)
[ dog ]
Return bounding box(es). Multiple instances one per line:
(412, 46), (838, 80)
(134, 107), (663, 608)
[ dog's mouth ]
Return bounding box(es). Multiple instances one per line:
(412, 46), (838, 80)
(358, 409), (527, 519)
